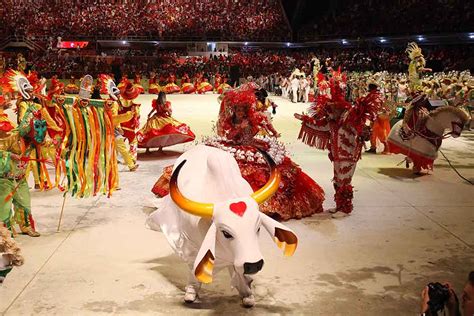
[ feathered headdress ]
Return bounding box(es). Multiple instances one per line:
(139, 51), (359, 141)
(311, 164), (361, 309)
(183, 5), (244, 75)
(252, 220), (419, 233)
(406, 42), (423, 60)
(0, 69), (34, 99)
(99, 74), (120, 100)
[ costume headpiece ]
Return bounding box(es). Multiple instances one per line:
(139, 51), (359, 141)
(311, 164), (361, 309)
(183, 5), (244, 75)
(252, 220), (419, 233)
(119, 82), (140, 100)
(47, 82), (64, 100)
(0, 69), (34, 99)
(99, 74), (120, 100)
(79, 75), (94, 99)
(406, 42), (423, 60)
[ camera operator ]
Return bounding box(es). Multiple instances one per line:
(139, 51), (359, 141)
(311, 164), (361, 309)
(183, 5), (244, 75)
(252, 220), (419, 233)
(420, 271), (474, 316)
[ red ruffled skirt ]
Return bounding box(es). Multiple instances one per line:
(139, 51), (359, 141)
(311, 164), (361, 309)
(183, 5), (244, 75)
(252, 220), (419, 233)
(137, 115), (195, 148)
(181, 83), (196, 94)
(152, 141), (325, 221)
(64, 84), (79, 94)
(164, 83), (181, 94)
(197, 82), (213, 94)
(148, 84), (160, 94)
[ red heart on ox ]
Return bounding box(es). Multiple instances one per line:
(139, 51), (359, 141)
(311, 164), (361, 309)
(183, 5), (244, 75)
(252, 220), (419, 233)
(229, 201), (247, 217)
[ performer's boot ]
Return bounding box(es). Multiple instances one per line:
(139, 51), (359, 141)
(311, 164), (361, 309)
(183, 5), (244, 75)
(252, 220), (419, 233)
(16, 210), (40, 237)
(334, 182), (353, 215)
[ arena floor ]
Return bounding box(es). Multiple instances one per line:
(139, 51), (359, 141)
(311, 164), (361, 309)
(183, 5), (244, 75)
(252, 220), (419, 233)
(1, 94), (473, 315)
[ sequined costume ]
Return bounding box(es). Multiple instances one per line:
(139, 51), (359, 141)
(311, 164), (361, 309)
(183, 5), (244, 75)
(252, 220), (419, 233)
(152, 85), (324, 221)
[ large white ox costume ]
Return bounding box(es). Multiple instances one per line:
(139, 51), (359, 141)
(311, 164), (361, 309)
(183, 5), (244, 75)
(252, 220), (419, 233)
(148, 145), (297, 307)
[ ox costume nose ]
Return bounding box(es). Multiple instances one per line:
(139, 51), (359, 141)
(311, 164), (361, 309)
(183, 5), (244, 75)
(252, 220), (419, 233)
(243, 259), (264, 275)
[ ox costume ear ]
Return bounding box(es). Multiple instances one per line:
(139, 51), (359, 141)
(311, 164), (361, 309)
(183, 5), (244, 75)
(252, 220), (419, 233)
(193, 223), (217, 284)
(260, 213), (298, 257)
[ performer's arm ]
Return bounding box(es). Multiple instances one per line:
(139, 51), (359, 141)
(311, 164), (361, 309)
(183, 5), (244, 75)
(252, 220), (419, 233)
(147, 108), (156, 119)
(113, 111), (134, 126)
(17, 101), (27, 122)
(40, 107), (62, 131)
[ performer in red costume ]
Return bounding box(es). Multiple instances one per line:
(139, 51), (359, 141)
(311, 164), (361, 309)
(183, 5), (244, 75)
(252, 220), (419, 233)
(158, 73), (167, 92)
(134, 73), (145, 94)
(152, 84), (324, 221)
(194, 72), (203, 87)
(137, 92), (195, 153)
(117, 75), (129, 91)
(118, 82), (141, 161)
(213, 73), (222, 92)
(0, 96), (14, 136)
(148, 72), (160, 94)
(296, 70), (383, 216)
(196, 77), (213, 94)
(45, 82), (66, 146)
(180, 73), (196, 94)
(49, 75), (60, 93)
(64, 76), (79, 94)
(163, 73), (180, 94)
(217, 76), (232, 94)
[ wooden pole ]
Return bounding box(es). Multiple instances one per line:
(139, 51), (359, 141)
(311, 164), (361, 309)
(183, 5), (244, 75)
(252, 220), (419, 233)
(56, 194), (67, 232)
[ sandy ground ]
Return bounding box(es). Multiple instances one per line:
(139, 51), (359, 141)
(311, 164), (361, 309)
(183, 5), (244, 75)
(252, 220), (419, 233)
(0, 94), (473, 315)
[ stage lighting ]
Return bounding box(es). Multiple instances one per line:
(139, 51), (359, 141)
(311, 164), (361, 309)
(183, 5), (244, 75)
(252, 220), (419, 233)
(469, 34), (474, 39)
(122, 40), (127, 45)
(341, 39), (348, 45)
(286, 42), (291, 47)
(244, 42), (249, 46)
(417, 36), (425, 42)
(379, 38), (386, 43)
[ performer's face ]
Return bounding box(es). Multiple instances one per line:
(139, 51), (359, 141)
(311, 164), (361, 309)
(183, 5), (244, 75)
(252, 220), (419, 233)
(235, 107), (246, 120)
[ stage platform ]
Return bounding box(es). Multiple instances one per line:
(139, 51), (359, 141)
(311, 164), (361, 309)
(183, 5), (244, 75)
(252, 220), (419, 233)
(1, 94), (473, 315)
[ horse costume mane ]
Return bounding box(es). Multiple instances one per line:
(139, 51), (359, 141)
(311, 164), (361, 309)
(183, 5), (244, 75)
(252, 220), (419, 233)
(429, 105), (469, 122)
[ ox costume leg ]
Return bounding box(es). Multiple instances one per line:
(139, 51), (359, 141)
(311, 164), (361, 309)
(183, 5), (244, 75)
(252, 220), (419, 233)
(229, 267), (255, 307)
(184, 269), (202, 303)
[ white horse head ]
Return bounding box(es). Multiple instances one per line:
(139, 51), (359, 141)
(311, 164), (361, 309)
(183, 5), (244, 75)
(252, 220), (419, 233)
(425, 106), (469, 138)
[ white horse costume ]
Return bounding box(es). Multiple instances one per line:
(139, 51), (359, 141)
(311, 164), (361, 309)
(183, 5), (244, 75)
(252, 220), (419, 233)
(388, 106), (469, 171)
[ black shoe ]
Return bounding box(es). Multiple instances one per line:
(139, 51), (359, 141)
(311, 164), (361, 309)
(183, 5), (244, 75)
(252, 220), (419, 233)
(365, 148), (376, 153)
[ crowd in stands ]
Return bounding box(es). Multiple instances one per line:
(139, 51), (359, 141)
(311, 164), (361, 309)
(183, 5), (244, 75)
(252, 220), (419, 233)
(300, 0), (471, 40)
(1, 45), (472, 80)
(0, 0), (290, 41)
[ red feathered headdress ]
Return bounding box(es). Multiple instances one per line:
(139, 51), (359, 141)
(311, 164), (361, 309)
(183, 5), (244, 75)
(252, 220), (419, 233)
(0, 69), (37, 99)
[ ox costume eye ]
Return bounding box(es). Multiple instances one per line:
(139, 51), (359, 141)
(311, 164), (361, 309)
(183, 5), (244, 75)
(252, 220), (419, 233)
(221, 230), (234, 239)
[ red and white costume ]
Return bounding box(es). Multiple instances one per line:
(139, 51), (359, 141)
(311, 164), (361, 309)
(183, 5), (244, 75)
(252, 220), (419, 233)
(297, 70), (382, 214)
